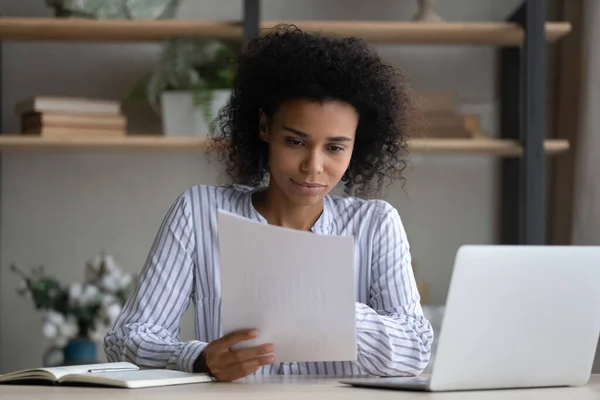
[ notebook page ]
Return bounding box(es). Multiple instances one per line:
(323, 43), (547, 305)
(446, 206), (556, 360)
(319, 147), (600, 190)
(62, 369), (212, 388)
(47, 362), (138, 379)
(217, 210), (357, 363)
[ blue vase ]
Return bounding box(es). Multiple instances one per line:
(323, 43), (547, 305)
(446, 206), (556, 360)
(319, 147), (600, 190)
(43, 337), (98, 367)
(63, 337), (97, 365)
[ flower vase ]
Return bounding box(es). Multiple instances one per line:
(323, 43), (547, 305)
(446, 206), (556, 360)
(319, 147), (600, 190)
(160, 89), (232, 137)
(413, 0), (444, 22)
(43, 337), (97, 367)
(64, 337), (97, 365)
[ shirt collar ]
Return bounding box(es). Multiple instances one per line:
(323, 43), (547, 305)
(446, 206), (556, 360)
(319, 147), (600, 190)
(242, 185), (333, 235)
(310, 196), (333, 235)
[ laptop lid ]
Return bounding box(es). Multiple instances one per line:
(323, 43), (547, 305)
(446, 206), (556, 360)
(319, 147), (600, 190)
(429, 245), (600, 392)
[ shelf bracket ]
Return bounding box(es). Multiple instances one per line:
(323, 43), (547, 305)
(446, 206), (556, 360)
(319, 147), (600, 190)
(243, 0), (260, 44)
(499, 0), (548, 245)
(521, 0), (548, 245)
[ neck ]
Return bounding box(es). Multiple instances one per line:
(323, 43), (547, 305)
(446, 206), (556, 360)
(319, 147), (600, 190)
(253, 182), (324, 231)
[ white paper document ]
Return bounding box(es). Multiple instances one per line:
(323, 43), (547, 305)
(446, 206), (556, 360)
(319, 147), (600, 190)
(217, 210), (357, 363)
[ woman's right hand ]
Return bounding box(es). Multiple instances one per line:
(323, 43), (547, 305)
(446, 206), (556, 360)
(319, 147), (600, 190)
(203, 329), (275, 381)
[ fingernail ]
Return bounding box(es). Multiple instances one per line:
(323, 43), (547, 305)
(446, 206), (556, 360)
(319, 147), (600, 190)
(249, 330), (258, 337)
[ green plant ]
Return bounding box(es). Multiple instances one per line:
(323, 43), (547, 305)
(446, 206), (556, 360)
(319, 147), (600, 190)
(126, 37), (238, 132)
(46, 0), (182, 19)
(10, 253), (135, 345)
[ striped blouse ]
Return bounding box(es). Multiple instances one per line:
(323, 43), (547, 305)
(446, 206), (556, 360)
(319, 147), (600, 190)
(104, 184), (434, 377)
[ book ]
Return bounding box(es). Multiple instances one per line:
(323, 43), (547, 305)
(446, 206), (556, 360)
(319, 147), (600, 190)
(21, 112), (127, 130)
(0, 362), (213, 389)
(21, 126), (126, 137)
(418, 111), (483, 138)
(417, 92), (456, 113)
(15, 96), (121, 116)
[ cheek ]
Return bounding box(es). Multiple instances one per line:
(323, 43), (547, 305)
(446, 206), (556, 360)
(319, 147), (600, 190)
(268, 146), (297, 173)
(326, 154), (352, 177)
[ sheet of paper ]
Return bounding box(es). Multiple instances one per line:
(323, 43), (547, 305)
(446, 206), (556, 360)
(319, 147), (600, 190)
(217, 210), (357, 363)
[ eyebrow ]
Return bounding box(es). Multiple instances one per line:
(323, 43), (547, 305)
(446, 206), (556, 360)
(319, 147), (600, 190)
(282, 126), (353, 142)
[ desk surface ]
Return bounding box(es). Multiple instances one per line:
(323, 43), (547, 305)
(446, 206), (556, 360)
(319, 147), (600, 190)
(1, 375), (599, 399)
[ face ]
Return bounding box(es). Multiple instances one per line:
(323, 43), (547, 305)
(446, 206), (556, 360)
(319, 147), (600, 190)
(260, 98), (358, 206)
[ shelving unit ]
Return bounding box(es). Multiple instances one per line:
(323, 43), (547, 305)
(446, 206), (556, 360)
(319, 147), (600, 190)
(0, 135), (569, 156)
(0, 17), (571, 45)
(0, 0), (571, 245)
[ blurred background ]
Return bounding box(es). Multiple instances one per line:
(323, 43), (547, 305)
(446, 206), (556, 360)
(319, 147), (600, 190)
(0, 0), (597, 375)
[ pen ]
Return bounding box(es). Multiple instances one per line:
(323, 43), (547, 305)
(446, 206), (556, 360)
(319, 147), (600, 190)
(87, 367), (139, 373)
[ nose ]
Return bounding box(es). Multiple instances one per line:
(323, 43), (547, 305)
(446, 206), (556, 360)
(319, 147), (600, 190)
(300, 150), (324, 174)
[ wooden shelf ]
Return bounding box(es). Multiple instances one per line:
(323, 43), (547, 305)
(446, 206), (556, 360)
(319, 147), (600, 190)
(273, 21), (571, 45)
(0, 135), (570, 156)
(410, 138), (569, 156)
(0, 18), (571, 45)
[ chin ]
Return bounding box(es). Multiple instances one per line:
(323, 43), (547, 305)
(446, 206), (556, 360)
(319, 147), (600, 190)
(290, 194), (326, 207)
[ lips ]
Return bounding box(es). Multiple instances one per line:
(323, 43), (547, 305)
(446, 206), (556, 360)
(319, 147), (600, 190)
(292, 180), (326, 188)
(290, 178), (327, 195)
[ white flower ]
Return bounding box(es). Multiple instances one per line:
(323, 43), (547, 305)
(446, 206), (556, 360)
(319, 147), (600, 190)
(92, 253), (120, 274)
(101, 293), (117, 308)
(59, 315), (79, 339)
(45, 310), (65, 326)
(79, 285), (100, 307)
(68, 282), (83, 306)
(42, 322), (58, 339)
(101, 274), (121, 293)
(104, 255), (120, 274)
(119, 274), (132, 290)
(106, 304), (122, 324)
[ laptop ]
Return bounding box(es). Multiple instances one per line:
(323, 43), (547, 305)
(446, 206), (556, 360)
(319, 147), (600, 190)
(340, 245), (600, 392)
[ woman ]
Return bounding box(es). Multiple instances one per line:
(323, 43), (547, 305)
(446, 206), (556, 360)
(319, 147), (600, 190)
(104, 24), (433, 382)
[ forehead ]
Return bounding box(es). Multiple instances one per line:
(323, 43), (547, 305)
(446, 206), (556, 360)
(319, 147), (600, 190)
(271, 99), (358, 138)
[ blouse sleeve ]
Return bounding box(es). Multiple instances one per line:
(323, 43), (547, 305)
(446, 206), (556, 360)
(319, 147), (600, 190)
(103, 192), (207, 372)
(354, 202), (434, 376)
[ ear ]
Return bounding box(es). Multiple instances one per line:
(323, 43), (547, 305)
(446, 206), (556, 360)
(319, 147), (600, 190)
(258, 109), (269, 142)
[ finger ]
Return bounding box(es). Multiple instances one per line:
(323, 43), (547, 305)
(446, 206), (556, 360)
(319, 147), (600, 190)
(217, 329), (259, 349)
(222, 355), (274, 382)
(222, 343), (275, 366)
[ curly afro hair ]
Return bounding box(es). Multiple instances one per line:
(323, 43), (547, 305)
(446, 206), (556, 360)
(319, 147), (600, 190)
(209, 24), (418, 197)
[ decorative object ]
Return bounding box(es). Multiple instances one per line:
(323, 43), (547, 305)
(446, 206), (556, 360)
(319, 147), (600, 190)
(126, 38), (238, 136)
(417, 92), (485, 138)
(45, 0), (181, 19)
(413, 0), (444, 22)
(161, 89), (232, 137)
(11, 252), (135, 366)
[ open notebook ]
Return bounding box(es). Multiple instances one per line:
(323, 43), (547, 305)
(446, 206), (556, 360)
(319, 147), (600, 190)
(0, 362), (213, 389)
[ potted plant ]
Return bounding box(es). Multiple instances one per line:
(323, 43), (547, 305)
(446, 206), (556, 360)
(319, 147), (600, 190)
(45, 0), (181, 19)
(126, 37), (238, 137)
(10, 253), (135, 366)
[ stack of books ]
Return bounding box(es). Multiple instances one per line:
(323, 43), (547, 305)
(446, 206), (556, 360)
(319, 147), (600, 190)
(418, 92), (483, 139)
(16, 96), (127, 138)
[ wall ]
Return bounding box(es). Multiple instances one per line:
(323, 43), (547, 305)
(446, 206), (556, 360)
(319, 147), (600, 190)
(0, 0), (522, 372)
(573, 0), (600, 374)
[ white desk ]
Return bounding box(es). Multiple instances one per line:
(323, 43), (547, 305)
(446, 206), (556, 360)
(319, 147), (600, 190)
(1, 375), (599, 399)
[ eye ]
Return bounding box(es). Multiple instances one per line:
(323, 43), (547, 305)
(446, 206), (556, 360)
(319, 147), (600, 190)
(286, 138), (303, 146)
(329, 145), (345, 153)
